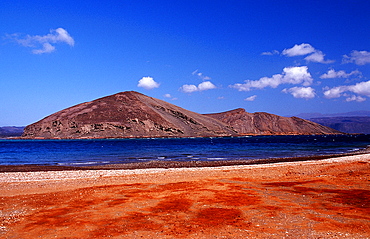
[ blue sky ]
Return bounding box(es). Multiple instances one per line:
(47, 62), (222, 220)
(1, 0), (369, 126)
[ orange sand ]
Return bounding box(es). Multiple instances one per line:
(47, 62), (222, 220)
(1, 154), (370, 238)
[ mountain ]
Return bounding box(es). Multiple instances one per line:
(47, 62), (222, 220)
(22, 91), (341, 139)
(309, 117), (370, 134)
(205, 108), (341, 135)
(0, 126), (24, 138)
(22, 91), (237, 139)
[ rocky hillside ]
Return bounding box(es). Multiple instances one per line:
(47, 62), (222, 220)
(22, 91), (236, 139)
(22, 91), (341, 139)
(205, 108), (341, 135)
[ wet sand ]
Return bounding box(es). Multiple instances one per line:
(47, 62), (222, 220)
(1, 153), (370, 238)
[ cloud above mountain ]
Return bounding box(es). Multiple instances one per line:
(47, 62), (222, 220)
(251, 45), (369, 102)
(230, 66), (313, 92)
(138, 77), (160, 90)
(180, 81), (216, 93)
(6, 28), (74, 54)
(180, 70), (217, 93)
(282, 87), (316, 99)
(244, 95), (257, 101)
(323, 80), (370, 101)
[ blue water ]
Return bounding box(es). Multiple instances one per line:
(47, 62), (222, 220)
(0, 135), (369, 166)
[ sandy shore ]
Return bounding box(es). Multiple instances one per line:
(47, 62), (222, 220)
(1, 154), (370, 238)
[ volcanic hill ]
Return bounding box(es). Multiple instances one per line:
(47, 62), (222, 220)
(22, 91), (341, 139)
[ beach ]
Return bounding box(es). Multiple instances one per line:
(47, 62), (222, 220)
(1, 154), (370, 238)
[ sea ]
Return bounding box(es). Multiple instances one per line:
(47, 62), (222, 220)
(0, 135), (370, 166)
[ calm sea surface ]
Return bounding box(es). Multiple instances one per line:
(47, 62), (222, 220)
(0, 135), (369, 166)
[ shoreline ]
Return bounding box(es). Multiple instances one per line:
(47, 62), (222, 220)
(1, 152), (370, 194)
(0, 149), (369, 173)
(11, 132), (348, 140)
(1, 152), (369, 181)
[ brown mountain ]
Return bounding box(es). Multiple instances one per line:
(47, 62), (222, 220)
(22, 91), (341, 139)
(205, 108), (341, 135)
(22, 91), (237, 139)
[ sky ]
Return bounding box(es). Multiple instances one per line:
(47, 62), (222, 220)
(1, 0), (370, 126)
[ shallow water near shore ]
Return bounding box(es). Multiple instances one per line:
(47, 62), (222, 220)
(1, 135), (370, 166)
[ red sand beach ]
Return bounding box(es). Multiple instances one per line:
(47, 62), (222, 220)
(1, 154), (370, 238)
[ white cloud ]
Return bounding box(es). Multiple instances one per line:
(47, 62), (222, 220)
(232, 74), (282, 91)
(32, 42), (56, 54)
(343, 50), (370, 65)
(323, 86), (347, 98)
(180, 81), (216, 93)
(283, 66), (313, 86)
(320, 69), (361, 79)
(192, 70), (211, 80)
(282, 43), (315, 57)
(261, 50), (279, 56)
(163, 93), (177, 100)
(323, 80), (370, 99)
(282, 87), (316, 99)
(345, 95), (366, 102)
(244, 95), (257, 101)
(53, 28), (75, 46)
(282, 43), (333, 63)
(183, 69), (216, 93)
(6, 28), (74, 54)
(304, 51), (334, 64)
(198, 81), (216, 91)
(349, 80), (370, 96)
(137, 76), (160, 90)
(230, 66), (313, 91)
(180, 84), (198, 93)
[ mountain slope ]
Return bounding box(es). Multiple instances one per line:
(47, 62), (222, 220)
(205, 108), (341, 135)
(22, 91), (237, 139)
